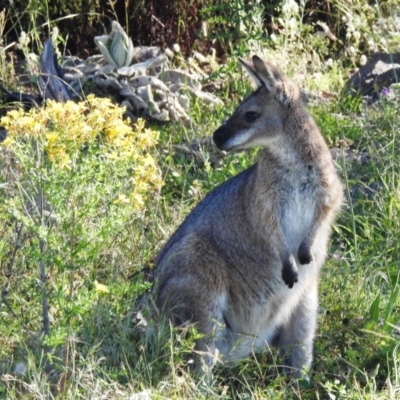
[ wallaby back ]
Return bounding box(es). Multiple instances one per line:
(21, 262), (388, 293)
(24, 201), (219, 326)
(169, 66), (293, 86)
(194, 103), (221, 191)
(153, 55), (343, 382)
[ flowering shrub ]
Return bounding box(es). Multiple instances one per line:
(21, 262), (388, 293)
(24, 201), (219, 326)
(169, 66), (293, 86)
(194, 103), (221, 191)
(1, 95), (162, 209)
(0, 95), (163, 351)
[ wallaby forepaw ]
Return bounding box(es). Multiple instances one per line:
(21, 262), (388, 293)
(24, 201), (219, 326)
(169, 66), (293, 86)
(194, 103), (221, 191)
(298, 243), (313, 265)
(282, 269), (298, 288)
(282, 258), (298, 288)
(298, 251), (313, 265)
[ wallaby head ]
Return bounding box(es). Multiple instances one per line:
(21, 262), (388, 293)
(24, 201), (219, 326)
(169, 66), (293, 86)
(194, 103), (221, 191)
(213, 55), (301, 152)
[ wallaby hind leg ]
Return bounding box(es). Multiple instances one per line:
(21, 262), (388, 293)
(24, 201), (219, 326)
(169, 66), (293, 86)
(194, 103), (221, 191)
(277, 281), (318, 380)
(155, 233), (231, 379)
(194, 323), (233, 385)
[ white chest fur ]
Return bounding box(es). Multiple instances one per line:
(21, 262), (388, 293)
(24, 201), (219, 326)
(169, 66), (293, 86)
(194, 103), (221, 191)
(280, 180), (317, 255)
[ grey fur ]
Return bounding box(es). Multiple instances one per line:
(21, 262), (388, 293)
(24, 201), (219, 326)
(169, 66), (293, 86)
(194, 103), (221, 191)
(153, 55), (343, 381)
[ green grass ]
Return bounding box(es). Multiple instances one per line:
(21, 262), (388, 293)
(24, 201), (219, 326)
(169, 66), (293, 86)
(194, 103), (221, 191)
(1, 3), (400, 399)
(2, 73), (400, 400)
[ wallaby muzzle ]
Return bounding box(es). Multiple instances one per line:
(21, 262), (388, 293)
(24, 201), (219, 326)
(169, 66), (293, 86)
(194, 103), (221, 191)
(213, 124), (230, 150)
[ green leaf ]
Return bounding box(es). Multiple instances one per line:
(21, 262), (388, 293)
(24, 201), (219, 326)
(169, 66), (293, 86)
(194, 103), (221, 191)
(384, 285), (399, 323)
(370, 292), (380, 324)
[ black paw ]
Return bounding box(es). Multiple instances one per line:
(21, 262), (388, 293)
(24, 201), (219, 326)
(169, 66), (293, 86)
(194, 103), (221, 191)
(282, 259), (298, 289)
(298, 243), (313, 265)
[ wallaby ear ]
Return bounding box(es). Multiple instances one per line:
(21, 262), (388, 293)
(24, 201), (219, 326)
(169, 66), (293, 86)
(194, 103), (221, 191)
(251, 55), (297, 107)
(238, 57), (266, 90)
(251, 55), (278, 94)
(239, 56), (278, 95)
(239, 55), (298, 107)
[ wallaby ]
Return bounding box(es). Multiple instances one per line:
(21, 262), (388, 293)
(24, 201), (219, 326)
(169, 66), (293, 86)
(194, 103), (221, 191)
(153, 55), (343, 381)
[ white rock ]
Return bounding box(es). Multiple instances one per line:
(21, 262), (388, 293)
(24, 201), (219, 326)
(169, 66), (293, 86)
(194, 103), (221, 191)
(117, 54), (167, 77)
(136, 85), (150, 101)
(94, 75), (122, 90)
(194, 90), (223, 106)
(120, 99), (133, 111)
(149, 100), (161, 115)
(151, 109), (170, 121)
(170, 84), (223, 106)
(95, 65), (116, 75)
(129, 76), (170, 92)
(122, 93), (148, 111)
(178, 94), (190, 110)
(120, 86), (135, 97)
(158, 69), (200, 90)
(154, 89), (167, 102)
(14, 362), (27, 376)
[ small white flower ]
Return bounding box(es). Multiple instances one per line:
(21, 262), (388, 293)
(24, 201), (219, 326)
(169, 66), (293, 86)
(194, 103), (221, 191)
(378, 18), (387, 29)
(18, 31), (30, 49)
(367, 38), (376, 51)
(164, 48), (174, 58)
(347, 22), (355, 33)
(129, 389), (152, 400)
(282, 0), (299, 16)
(348, 46), (356, 56)
(325, 58), (333, 67)
(359, 55), (367, 66)
(193, 51), (207, 64)
(202, 21), (208, 37)
(288, 17), (297, 30)
(353, 31), (361, 41)
(172, 43), (181, 53)
(51, 26), (59, 43)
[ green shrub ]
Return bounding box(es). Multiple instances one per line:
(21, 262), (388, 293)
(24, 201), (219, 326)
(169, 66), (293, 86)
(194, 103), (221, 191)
(0, 96), (162, 351)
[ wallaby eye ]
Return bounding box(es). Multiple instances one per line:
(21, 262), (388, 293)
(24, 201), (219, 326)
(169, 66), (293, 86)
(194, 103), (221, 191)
(244, 111), (260, 123)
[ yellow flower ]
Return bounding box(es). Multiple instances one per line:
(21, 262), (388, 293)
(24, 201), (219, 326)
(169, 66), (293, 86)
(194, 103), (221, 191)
(94, 280), (109, 295)
(113, 194), (130, 204)
(45, 133), (58, 143)
(130, 192), (145, 209)
(1, 136), (14, 147)
(0, 95), (163, 210)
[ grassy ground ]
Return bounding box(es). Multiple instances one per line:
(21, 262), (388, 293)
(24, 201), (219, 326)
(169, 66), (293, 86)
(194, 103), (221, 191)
(1, 4), (400, 399)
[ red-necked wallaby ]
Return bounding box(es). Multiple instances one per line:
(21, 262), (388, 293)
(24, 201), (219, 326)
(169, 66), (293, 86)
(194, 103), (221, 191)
(153, 55), (343, 381)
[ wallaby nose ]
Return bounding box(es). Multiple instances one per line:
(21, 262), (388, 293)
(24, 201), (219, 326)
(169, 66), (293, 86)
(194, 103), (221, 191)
(213, 125), (227, 150)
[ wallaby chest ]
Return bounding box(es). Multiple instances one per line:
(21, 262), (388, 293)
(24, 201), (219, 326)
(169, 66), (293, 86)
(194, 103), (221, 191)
(275, 167), (318, 251)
